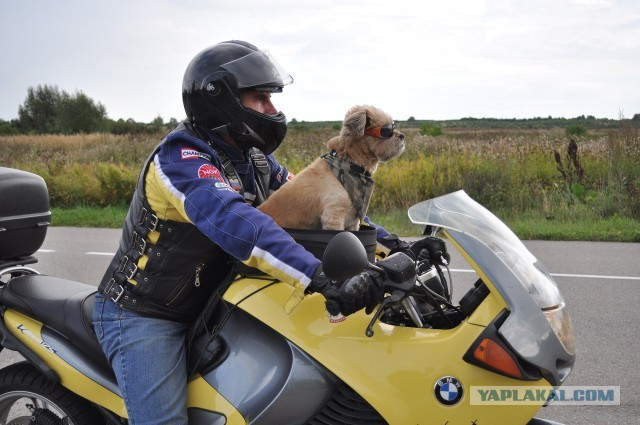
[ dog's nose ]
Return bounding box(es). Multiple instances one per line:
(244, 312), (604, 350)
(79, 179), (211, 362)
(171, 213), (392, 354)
(398, 132), (405, 140)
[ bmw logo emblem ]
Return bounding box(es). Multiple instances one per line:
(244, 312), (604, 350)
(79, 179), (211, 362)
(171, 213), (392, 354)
(434, 376), (464, 406)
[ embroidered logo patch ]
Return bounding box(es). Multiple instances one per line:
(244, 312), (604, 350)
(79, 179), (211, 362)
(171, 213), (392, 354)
(214, 181), (234, 192)
(181, 148), (212, 161)
(327, 312), (346, 323)
(286, 172), (295, 182)
(198, 164), (223, 180)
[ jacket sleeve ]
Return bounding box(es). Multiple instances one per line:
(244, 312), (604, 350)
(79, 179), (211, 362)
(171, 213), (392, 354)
(266, 153), (294, 192)
(150, 133), (320, 288)
(363, 216), (398, 250)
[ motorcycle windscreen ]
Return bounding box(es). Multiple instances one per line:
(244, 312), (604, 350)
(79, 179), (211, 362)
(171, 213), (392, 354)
(408, 191), (574, 385)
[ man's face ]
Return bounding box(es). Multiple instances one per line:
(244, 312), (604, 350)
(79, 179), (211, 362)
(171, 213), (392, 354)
(240, 89), (278, 115)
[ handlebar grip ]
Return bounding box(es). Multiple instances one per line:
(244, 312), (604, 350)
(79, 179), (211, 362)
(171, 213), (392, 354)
(325, 300), (341, 316)
(417, 248), (430, 262)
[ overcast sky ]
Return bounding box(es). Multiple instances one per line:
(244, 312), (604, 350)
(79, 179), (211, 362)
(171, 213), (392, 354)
(1, 0), (638, 123)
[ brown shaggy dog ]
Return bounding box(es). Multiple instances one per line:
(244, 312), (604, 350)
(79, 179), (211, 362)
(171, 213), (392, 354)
(258, 105), (405, 230)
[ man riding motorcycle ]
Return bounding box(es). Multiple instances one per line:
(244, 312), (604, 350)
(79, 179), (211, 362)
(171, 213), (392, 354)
(92, 40), (394, 424)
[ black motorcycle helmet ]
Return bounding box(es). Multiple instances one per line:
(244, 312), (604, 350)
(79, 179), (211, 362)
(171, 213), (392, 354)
(182, 40), (293, 154)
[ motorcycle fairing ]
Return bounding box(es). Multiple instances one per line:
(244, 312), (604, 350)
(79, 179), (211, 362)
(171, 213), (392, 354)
(446, 229), (574, 385)
(224, 277), (554, 424)
(197, 306), (341, 424)
(408, 191), (575, 385)
(2, 310), (129, 418)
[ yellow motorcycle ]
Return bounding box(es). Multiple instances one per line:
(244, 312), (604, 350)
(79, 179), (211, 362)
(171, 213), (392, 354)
(0, 167), (574, 424)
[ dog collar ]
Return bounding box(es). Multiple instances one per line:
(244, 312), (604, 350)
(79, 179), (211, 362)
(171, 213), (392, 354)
(325, 150), (372, 177)
(322, 151), (375, 221)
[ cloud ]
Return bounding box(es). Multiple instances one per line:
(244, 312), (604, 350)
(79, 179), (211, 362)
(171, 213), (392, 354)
(1, 0), (638, 122)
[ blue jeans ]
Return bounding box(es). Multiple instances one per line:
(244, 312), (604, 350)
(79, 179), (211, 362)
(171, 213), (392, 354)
(93, 292), (190, 425)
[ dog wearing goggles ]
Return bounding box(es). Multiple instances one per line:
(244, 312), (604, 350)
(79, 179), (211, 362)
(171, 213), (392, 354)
(258, 104), (405, 230)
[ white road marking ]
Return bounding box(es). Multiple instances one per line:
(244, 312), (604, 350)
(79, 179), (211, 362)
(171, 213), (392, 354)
(549, 272), (640, 281)
(38, 251), (640, 281)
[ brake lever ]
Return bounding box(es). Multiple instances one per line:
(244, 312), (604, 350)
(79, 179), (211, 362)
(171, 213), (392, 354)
(364, 253), (417, 337)
(365, 291), (403, 337)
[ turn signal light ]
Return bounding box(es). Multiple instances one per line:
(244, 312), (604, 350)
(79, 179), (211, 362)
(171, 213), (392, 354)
(473, 338), (523, 379)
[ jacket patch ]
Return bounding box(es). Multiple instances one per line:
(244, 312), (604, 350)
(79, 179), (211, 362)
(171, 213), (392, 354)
(198, 164), (223, 181)
(276, 167), (294, 183)
(214, 181), (234, 192)
(328, 312), (346, 323)
(181, 148), (212, 161)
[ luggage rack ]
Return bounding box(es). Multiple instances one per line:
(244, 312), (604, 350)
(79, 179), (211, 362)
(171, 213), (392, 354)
(0, 256), (40, 283)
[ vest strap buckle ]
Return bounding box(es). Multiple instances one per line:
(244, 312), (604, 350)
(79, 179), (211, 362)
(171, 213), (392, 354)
(104, 278), (126, 303)
(139, 207), (159, 232)
(117, 255), (138, 280)
(131, 231), (147, 257)
(111, 284), (126, 303)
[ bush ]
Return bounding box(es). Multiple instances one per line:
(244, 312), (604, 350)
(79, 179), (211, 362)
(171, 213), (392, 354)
(0, 120), (18, 135)
(420, 123), (443, 137)
(95, 163), (137, 205)
(565, 125), (587, 137)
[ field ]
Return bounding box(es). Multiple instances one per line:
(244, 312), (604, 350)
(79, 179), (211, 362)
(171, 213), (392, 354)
(1, 124), (639, 241)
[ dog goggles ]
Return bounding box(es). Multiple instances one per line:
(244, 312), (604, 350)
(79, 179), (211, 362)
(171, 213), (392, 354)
(364, 123), (396, 139)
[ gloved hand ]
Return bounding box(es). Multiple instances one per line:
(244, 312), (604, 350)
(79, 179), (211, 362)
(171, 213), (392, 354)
(388, 235), (451, 265)
(308, 266), (385, 316)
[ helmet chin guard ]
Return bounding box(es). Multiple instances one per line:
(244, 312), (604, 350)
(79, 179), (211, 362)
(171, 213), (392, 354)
(182, 40), (292, 154)
(231, 121), (286, 154)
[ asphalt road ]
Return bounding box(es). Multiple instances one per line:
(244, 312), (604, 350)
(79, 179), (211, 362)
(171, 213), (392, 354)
(2, 227), (639, 424)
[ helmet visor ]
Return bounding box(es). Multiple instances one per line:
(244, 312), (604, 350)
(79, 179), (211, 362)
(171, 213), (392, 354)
(221, 50), (293, 92)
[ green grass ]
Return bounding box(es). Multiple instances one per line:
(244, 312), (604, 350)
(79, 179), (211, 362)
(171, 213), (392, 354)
(51, 205), (127, 228)
(50, 205), (640, 242)
(358, 209), (640, 242)
(505, 212), (640, 242)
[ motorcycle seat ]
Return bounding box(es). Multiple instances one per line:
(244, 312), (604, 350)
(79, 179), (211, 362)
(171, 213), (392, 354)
(0, 274), (107, 367)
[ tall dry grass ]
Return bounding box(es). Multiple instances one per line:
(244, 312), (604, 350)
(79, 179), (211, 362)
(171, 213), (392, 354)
(1, 126), (638, 223)
(0, 133), (157, 206)
(279, 126), (639, 222)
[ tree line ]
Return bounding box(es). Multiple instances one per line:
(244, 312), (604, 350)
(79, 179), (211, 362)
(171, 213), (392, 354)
(1, 84), (638, 136)
(0, 84), (179, 136)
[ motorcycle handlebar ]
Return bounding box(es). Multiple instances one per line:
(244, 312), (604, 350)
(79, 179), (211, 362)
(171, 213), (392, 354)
(325, 264), (388, 317)
(326, 255), (418, 318)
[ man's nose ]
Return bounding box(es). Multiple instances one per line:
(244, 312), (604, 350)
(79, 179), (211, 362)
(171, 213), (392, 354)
(265, 100), (278, 115)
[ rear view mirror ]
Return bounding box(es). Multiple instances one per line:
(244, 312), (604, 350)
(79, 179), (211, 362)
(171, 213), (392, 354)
(322, 232), (369, 280)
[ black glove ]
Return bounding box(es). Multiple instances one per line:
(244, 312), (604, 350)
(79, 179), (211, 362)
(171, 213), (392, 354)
(308, 266), (384, 316)
(388, 235), (451, 265)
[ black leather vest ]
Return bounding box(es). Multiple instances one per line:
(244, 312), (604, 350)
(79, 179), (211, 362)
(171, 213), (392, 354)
(98, 125), (232, 322)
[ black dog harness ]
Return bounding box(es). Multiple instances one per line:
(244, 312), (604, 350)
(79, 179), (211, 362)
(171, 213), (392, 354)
(322, 151), (375, 222)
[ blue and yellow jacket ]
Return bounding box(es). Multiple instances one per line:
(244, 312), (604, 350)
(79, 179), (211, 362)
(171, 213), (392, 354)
(99, 122), (391, 321)
(146, 124), (321, 287)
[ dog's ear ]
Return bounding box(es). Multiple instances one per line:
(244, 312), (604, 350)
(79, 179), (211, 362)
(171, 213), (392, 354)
(341, 106), (369, 137)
